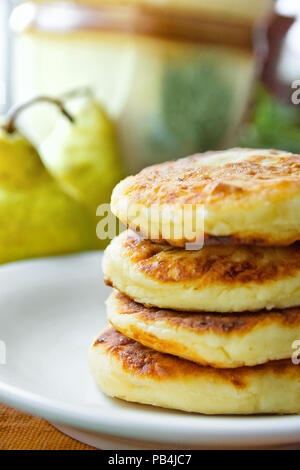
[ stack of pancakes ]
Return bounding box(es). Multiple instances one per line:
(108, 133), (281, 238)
(89, 148), (300, 415)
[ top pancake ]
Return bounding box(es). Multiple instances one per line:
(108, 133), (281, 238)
(111, 148), (300, 246)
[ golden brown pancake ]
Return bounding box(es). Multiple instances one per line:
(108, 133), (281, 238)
(89, 327), (300, 415)
(107, 291), (300, 368)
(111, 148), (300, 246)
(103, 230), (300, 312)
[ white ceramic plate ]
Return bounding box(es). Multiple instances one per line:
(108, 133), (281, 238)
(0, 252), (300, 449)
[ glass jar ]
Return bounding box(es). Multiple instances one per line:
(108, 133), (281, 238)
(11, 0), (273, 173)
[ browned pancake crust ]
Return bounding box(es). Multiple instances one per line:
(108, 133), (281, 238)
(93, 327), (300, 387)
(119, 150), (300, 206)
(113, 291), (300, 334)
(112, 231), (300, 285)
(140, 232), (300, 248)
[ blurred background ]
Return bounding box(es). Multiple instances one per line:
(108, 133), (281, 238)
(4, 1), (300, 169)
(0, 0), (299, 262)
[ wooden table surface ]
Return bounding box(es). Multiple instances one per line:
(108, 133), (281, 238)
(0, 403), (95, 450)
(2, 402), (300, 450)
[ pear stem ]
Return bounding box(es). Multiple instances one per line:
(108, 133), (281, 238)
(3, 96), (75, 134)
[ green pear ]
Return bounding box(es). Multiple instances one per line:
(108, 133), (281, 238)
(0, 129), (94, 264)
(41, 98), (124, 247)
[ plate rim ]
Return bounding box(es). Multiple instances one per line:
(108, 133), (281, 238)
(0, 253), (300, 447)
(1, 378), (300, 447)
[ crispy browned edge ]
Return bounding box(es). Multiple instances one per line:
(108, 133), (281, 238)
(110, 291), (300, 334)
(108, 231), (300, 287)
(113, 150), (300, 247)
(120, 222), (300, 248)
(116, 151), (300, 207)
(92, 327), (300, 388)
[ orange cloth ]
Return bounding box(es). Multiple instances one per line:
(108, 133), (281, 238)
(1, 402), (300, 449)
(0, 403), (95, 450)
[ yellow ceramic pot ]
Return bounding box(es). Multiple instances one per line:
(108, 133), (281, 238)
(11, 0), (273, 173)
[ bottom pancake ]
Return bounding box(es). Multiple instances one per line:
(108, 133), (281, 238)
(107, 291), (300, 368)
(88, 327), (300, 415)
